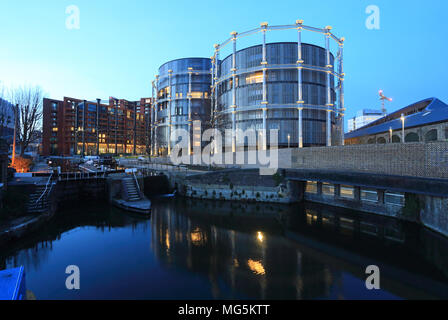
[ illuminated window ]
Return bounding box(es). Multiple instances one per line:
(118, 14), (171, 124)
(246, 72), (263, 84)
(52, 128), (58, 132)
(305, 181), (317, 194)
(340, 185), (354, 199)
(190, 92), (203, 99)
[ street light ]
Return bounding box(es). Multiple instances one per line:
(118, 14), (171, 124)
(401, 113), (405, 143)
(389, 127), (392, 143)
(287, 134), (290, 148)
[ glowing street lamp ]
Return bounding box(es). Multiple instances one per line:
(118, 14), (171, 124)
(287, 134), (290, 148)
(257, 231), (264, 243)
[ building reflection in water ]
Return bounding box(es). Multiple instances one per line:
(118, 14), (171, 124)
(150, 198), (448, 299)
(1, 197), (448, 299)
(151, 199), (341, 299)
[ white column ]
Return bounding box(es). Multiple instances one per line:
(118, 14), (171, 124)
(261, 22), (268, 105)
(298, 107), (303, 148)
(188, 67), (193, 155)
(296, 20), (304, 148)
(262, 108), (267, 150)
(401, 113), (405, 143)
(339, 38), (345, 145)
(325, 26), (333, 147)
(231, 31), (238, 152)
(210, 56), (215, 123)
(327, 109), (332, 147)
(168, 70), (173, 155)
(214, 44), (220, 122)
(154, 75), (159, 156)
(261, 22), (268, 150)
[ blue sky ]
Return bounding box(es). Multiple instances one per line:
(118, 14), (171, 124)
(0, 0), (447, 122)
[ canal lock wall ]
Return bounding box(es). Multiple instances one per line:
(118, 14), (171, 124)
(173, 169), (448, 238)
(175, 170), (303, 204)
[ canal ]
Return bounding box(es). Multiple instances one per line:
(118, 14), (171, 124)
(1, 197), (448, 300)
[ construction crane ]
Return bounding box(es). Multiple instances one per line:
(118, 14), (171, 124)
(379, 90), (392, 115)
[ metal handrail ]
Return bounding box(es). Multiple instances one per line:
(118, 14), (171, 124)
(132, 171), (141, 195)
(35, 172), (54, 205)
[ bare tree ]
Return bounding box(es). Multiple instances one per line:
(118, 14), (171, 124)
(10, 86), (44, 156)
(0, 83), (13, 137)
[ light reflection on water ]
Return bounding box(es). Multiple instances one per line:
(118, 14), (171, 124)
(1, 197), (448, 300)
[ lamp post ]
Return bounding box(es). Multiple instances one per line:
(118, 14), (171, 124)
(401, 113), (405, 143)
(287, 134), (290, 148)
(389, 127), (392, 143)
(11, 104), (18, 168)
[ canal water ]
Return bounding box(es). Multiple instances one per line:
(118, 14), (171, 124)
(1, 197), (448, 300)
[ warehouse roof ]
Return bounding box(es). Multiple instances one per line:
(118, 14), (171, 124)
(345, 98), (448, 139)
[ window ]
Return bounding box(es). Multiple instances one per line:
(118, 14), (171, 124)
(246, 72), (263, 84)
(377, 137), (386, 144)
(305, 181), (317, 194)
(322, 183), (334, 196)
(385, 192), (405, 206)
(424, 129), (438, 142)
(340, 185), (354, 199)
(190, 92), (203, 99)
(361, 189), (378, 202)
(405, 132), (419, 142)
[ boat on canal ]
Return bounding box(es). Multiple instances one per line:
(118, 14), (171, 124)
(0, 266), (27, 300)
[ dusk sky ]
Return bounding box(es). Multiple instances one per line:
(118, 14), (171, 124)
(0, 0), (447, 123)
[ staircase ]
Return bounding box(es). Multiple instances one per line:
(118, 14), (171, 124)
(123, 177), (142, 202)
(27, 183), (54, 213)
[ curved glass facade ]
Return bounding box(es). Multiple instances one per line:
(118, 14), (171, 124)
(215, 42), (336, 148)
(154, 58), (212, 155)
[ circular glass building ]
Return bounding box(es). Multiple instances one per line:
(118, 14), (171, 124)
(212, 21), (345, 150)
(152, 58), (212, 156)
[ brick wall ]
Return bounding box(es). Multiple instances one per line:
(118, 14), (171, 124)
(291, 142), (448, 179)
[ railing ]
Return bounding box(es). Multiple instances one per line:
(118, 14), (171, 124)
(35, 172), (54, 205)
(118, 160), (189, 173)
(133, 171), (141, 195)
(57, 169), (124, 181)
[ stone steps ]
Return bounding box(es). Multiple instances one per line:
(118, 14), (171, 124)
(123, 178), (141, 201)
(27, 184), (54, 213)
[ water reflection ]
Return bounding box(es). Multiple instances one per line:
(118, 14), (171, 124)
(1, 197), (447, 300)
(151, 198), (448, 299)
